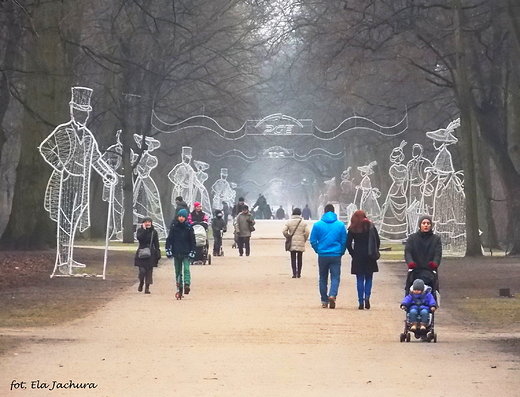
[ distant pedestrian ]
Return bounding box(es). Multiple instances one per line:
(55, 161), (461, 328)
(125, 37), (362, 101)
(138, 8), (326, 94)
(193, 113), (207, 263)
(235, 205), (255, 256)
(347, 210), (380, 310)
(222, 201), (230, 224)
(211, 209), (227, 256)
(310, 203), (347, 309)
(282, 208), (310, 278)
(188, 201), (209, 227)
(302, 204), (312, 220)
(231, 197), (246, 219)
(276, 206), (286, 220)
(134, 217), (161, 294)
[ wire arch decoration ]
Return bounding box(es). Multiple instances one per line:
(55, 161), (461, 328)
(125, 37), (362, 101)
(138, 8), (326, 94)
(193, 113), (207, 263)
(208, 146), (345, 161)
(39, 86), (118, 278)
(152, 111), (408, 140)
(236, 178), (304, 189)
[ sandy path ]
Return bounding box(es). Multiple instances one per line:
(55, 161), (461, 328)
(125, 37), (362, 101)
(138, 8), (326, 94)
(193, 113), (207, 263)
(1, 221), (519, 396)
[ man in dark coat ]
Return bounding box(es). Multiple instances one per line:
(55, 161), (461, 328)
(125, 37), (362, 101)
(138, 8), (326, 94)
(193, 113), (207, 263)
(404, 214), (442, 291)
(134, 216), (161, 294)
(165, 209), (196, 298)
(231, 197), (246, 218)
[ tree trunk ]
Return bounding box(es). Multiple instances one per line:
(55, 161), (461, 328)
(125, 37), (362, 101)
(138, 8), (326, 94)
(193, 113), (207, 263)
(0, 1), (81, 249)
(453, 0), (482, 256)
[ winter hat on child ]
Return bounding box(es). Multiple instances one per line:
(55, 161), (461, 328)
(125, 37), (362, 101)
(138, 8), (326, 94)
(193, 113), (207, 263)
(177, 209), (188, 218)
(412, 279), (425, 291)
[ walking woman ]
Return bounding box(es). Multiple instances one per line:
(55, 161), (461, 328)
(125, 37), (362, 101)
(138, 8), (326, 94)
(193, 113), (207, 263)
(347, 210), (380, 309)
(282, 208), (310, 278)
(135, 216), (161, 294)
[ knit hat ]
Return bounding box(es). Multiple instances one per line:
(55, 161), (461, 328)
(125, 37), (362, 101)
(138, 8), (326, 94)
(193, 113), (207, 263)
(177, 209), (188, 218)
(193, 202), (202, 208)
(418, 214), (433, 228)
(142, 216), (153, 223)
(238, 197), (245, 202)
(412, 279), (425, 291)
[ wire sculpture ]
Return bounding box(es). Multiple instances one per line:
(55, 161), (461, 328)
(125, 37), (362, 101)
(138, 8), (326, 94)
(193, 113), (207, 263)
(102, 131), (124, 241)
(379, 140), (409, 240)
(131, 134), (168, 239)
(424, 119), (466, 255)
(39, 87), (117, 277)
(354, 161), (381, 224)
(193, 159), (212, 214)
(152, 111), (408, 140)
(405, 143), (433, 236)
(208, 146), (345, 162)
(211, 168), (236, 212)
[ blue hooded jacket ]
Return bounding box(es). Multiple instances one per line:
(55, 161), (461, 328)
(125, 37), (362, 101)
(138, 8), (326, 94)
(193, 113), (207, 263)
(310, 211), (347, 257)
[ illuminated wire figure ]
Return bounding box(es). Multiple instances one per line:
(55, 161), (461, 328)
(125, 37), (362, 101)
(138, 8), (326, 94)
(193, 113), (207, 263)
(193, 159), (212, 214)
(132, 134), (167, 239)
(424, 119), (466, 255)
(379, 141), (408, 240)
(405, 143), (433, 237)
(39, 87), (117, 277)
(102, 131), (124, 240)
(168, 146), (197, 208)
(354, 161), (381, 225)
(211, 168), (236, 213)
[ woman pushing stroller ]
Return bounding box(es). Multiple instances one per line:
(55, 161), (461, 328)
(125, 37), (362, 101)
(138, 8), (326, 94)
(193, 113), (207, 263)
(404, 214), (442, 292)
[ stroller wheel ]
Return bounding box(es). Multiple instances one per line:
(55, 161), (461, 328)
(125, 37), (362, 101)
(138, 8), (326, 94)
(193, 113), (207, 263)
(208, 254), (212, 265)
(399, 333), (406, 343)
(433, 333), (437, 343)
(405, 333), (411, 343)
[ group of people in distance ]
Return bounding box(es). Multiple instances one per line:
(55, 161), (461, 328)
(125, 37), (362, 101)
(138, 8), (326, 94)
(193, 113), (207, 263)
(134, 192), (441, 327)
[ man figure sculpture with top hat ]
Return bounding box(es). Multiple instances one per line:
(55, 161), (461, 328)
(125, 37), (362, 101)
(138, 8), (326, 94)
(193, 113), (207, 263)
(39, 86), (118, 277)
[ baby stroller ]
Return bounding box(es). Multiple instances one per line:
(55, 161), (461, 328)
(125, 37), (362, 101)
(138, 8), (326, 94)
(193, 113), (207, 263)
(192, 222), (211, 265)
(400, 268), (439, 343)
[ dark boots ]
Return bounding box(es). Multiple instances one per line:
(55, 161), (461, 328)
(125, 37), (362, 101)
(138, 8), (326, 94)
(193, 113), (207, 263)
(144, 284), (150, 294)
(138, 281), (144, 292)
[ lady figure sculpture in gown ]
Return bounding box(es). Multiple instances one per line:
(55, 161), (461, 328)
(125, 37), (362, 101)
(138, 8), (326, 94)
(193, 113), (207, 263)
(132, 134), (167, 239)
(379, 141), (408, 241)
(354, 161), (381, 225)
(424, 119), (466, 254)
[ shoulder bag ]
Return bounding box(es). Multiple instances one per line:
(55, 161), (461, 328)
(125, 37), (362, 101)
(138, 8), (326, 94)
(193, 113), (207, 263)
(285, 218), (302, 251)
(138, 230), (155, 259)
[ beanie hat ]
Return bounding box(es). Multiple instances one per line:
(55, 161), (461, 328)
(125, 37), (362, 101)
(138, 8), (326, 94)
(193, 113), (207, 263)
(177, 209), (188, 218)
(193, 202), (202, 208)
(142, 216), (153, 223)
(412, 279), (425, 291)
(238, 197), (245, 202)
(418, 214), (433, 228)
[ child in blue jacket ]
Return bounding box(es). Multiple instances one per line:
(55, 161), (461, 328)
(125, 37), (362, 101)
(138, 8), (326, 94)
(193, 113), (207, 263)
(400, 278), (437, 331)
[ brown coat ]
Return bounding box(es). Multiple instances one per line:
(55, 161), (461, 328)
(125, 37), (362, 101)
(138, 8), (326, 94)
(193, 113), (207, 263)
(282, 215), (310, 252)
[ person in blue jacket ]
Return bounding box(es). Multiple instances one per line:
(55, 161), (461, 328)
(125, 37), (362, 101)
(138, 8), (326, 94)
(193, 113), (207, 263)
(310, 203), (348, 309)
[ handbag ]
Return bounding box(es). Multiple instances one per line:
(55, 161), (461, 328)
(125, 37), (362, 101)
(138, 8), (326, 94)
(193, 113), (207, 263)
(368, 223), (380, 260)
(285, 218), (302, 251)
(137, 230), (155, 259)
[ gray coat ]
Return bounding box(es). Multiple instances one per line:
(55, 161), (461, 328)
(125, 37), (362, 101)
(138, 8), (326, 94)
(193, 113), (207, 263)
(235, 212), (255, 237)
(282, 215), (310, 252)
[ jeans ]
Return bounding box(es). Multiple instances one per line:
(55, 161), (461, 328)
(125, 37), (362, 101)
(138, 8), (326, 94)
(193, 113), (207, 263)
(173, 256), (191, 286)
(356, 273), (373, 303)
(409, 308), (430, 324)
(318, 256), (341, 303)
(238, 236), (251, 256)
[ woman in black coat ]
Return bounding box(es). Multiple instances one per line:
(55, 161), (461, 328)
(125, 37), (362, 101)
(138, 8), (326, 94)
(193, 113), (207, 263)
(404, 214), (442, 291)
(134, 216), (161, 294)
(347, 210), (380, 310)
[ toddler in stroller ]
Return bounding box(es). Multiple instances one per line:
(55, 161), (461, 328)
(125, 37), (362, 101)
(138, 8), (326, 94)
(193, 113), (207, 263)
(400, 275), (438, 343)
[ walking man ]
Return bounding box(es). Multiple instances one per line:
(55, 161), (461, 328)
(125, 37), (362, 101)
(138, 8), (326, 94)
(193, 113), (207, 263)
(310, 203), (347, 309)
